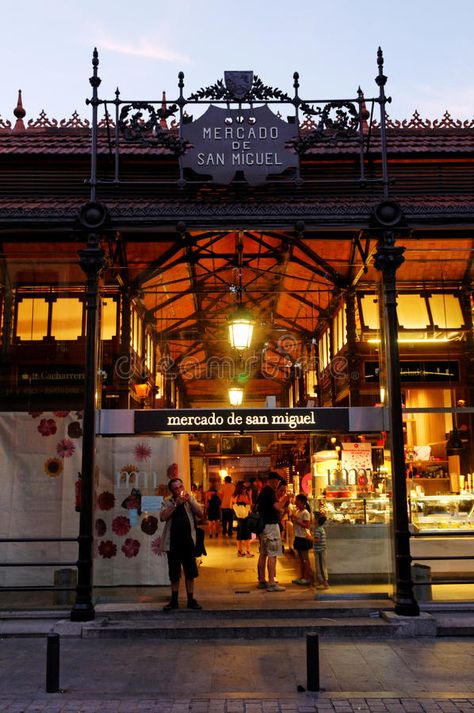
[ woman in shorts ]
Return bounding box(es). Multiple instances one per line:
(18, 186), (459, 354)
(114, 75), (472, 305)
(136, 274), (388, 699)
(291, 493), (314, 586)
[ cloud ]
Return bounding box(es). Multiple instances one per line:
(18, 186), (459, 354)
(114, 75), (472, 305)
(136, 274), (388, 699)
(95, 31), (190, 63)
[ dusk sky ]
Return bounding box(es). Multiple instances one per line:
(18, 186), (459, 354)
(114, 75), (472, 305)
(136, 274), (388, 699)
(1, 0), (473, 124)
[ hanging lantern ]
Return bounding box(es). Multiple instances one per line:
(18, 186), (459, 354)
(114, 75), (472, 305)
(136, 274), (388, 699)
(228, 306), (255, 351)
(228, 387), (244, 406)
(134, 380), (151, 407)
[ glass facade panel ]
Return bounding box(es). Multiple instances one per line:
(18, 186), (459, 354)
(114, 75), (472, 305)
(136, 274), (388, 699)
(396, 294), (430, 329)
(360, 294), (380, 330)
(429, 294), (464, 329)
(101, 297), (118, 340)
(51, 298), (83, 339)
(16, 298), (49, 340)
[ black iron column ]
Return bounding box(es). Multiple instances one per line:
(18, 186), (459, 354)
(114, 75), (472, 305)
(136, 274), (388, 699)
(374, 223), (419, 617)
(71, 214), (107, 622)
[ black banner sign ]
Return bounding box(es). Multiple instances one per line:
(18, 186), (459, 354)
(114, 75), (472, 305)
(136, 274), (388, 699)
(135, 407), (349, 433)
(180, 105), (298, 185)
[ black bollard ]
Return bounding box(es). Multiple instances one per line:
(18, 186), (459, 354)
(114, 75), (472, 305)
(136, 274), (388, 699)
(46, 632), (60, 693)
(306, 632), (320, 692)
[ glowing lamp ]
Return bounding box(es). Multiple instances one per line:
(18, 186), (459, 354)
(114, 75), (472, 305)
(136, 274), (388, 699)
(228, 306), (255, 351)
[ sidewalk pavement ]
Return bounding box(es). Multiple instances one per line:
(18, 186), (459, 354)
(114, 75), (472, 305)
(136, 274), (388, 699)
(1, 635), (474, 712)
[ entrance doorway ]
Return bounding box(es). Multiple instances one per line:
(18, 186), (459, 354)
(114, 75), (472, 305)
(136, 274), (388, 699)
(91, 423), (393, 607)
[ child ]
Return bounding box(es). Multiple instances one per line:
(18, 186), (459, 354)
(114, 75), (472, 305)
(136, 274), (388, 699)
(291, 494), (314, 586)
(314, 513), (329, 589)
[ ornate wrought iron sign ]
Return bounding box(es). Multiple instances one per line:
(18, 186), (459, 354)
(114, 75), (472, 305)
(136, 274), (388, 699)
(180, 105), (298, 185)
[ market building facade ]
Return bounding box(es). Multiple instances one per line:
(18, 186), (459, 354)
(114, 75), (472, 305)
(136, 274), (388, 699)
(1, 49), (473, 619)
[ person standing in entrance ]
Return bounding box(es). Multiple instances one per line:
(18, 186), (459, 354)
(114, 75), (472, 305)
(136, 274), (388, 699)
(256, 472), (285, 592)
(232, 480), (253, 557)
(219, 475), (235, 537)
(314, 513), (329, 590)
(205, 485), (221, 538)
(160, 477), (204, 610)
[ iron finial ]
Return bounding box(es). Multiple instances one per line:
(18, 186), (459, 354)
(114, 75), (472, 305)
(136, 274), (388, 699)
(160, 91), (168, 129)
(90, 48), (101, 89)
(13, 89), (26, 132)
(375, 46), (387, 88)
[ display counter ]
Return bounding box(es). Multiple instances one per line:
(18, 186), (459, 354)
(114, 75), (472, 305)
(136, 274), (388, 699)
(409, 493), (474, 532)
(321, 495), (391, 525)
(318, 495), (392, 583)
(409, 494), (474, 577)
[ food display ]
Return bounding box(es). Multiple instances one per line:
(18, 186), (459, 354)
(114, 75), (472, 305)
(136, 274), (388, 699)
(409, 494), (474, 532)
(319, 495), (391, 525)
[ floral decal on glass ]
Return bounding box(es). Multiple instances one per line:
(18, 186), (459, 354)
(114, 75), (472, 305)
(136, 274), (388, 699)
(120, 464), (139, 485)
(98, 540), (117, 558)
(121, 538), (140, 558)
(38, 418), (57, 437)
(134, 442), (152, 462)
(112, 516), (131, 536)
(44, 457), (63, 478)
(56, 438), (75, 458)
(67, 421), (83, 439)
(151, 537), (164, 556)
(53, 411), (69, 418)
(141, 515), (158, 536)
(95, 519), (107, 537)
(97, 491), (115, 511)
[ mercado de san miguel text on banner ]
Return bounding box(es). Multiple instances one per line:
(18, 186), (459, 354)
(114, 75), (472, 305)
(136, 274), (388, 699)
(1, 48), (474, 620)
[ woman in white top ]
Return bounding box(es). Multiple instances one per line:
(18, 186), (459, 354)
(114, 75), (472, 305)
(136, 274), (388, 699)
(291, 493), (314, 585)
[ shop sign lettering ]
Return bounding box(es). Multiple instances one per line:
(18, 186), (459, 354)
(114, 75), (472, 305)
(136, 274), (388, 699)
(135, 407), (349, 433)
(180, 105), (298, 185)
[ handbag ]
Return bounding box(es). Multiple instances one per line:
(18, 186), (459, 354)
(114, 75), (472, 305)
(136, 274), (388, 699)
(233, 503), (251, 519)
(247, 508), (265, 535)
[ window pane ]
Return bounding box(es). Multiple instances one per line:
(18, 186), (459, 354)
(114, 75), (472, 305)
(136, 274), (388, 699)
(360, 295), (379, 330)
(51, 298), (83, 339)
(16, 298), (49, 340)
(429, 294), (464, 329)
(397, 295), (429, 329)
(101, 298), (117, 340)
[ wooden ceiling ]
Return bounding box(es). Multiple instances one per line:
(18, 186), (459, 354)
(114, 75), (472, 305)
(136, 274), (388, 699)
(117, 228), (474, 407)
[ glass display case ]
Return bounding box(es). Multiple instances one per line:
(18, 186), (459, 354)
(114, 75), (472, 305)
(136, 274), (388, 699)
(409, 493), (474, 532)
(318, 496), (391, 525)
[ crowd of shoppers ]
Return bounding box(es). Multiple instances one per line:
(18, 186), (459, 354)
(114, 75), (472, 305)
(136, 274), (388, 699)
(160, 469), (330, 610)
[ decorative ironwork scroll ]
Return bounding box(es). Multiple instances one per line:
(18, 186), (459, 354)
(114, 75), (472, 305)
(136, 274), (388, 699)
(188, 73), (292, 103)
(118, 102), (187, 156)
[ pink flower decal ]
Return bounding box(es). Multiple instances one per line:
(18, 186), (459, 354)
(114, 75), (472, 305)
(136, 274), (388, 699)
(134, 442), (152, 461)
(121, 538), (140, 558)
(141, 515), (158, 536)
(112, 516), (131, 536)
(37, 418), (57, 436)
(151, 537), (164, 556)
(167, 463), (178, 479)
(28, 411), (43, 418)
(56, 438), (75, 458)
(97, 491), (115, 511)
(53, 411), (69, 417)
(95, 519), (107, 537)
(98, 540), (117, 559)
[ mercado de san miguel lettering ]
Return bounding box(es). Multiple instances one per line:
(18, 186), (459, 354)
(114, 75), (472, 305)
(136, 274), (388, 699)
(1, 50), (474, 620)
